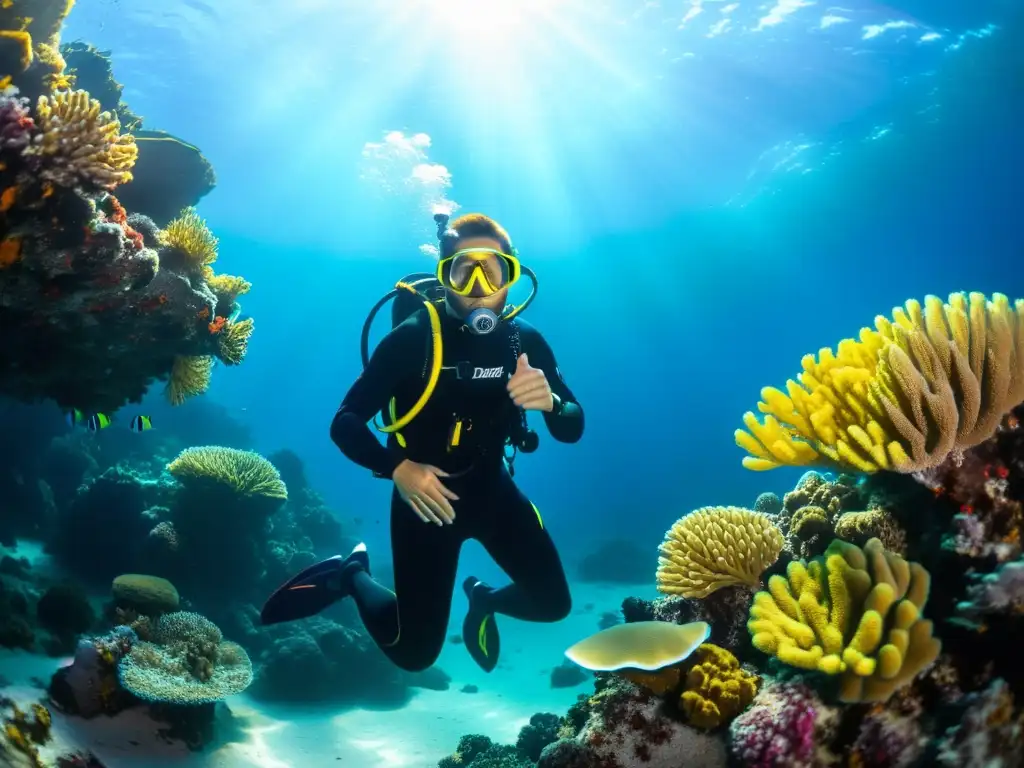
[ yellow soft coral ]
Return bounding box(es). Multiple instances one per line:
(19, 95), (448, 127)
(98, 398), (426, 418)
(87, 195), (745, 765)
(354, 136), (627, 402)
(167, 446), (287, 499)
(28, 89), (137, 189)
(205, 272), (251, 303)
(736, 292), (1024, 474)
(748, 537), (941, 703)
(679, 644), (759, 729)
(217, 317), (254, 366)
(162, 208), (218, 270)
(657, 506), (784, 598)
(165, 354), (213, 406)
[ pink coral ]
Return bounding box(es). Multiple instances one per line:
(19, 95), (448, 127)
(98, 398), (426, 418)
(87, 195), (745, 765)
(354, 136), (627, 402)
(728, 681), (837, 768)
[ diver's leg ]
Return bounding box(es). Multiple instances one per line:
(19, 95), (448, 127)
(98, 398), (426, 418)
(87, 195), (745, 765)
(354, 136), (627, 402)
(473, 471), (572, 619)
(350, 488), (463, 671)
(462, 470), (571, 671)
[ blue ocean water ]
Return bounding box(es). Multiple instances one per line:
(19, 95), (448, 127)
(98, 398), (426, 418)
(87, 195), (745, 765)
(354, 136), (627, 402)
(64, 0), (1019, 566)
(20, 0), (1020, 762)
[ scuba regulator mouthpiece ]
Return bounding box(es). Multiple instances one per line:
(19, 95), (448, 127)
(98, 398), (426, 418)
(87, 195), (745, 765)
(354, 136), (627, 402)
(465, 307), (499, 335)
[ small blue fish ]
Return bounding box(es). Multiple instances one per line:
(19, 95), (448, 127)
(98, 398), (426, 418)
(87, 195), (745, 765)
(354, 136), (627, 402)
(130, 415), (153, 432)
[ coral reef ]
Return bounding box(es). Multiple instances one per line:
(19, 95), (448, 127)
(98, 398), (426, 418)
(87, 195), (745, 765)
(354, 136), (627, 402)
(657, 506), (784, 598)
(935, 678), (1023, 766)
(0, 87), (251, 411)
(737, 292), (1024, 474)
(0, 12), (242, 415)
(117, 611), (253, 705)
(748, 537), (942, 702)
(249, 615), (429, 707)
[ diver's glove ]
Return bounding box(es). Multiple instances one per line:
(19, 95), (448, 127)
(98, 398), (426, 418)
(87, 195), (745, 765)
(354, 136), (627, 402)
(506, 353), (554, 412)
(393, 459), (459, 526)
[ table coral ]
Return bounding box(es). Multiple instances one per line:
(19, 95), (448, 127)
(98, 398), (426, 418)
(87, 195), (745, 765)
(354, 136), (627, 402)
(748, 537), (941, 703)
(736, 292), (1024, 474)
(117, 611), (253, 705)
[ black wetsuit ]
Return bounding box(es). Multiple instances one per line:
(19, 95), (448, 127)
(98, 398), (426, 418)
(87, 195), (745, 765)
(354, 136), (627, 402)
(330, 308), (584, 671)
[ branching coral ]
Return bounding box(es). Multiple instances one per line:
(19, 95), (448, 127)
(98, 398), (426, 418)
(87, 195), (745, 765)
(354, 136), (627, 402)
(217, 317), (254, 365)
(736, 292), (1024, 474)
(161, 207), (217, 270)
(26, 89), (137, 189)
(748, 537), (941, 703)
(657, 506), (784, 598)
(117, 611), (253, 705)
(165, 355), (213, 405)
(167, 446), (288, 500)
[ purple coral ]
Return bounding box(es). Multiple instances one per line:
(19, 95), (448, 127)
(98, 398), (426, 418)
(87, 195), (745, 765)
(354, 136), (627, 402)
(728, 681), (835, 768)
(936, 678), (1023, 767)
(0, 88), (34, 151)
(851, 709), (926, 767)
(956, 557), (1024, 618)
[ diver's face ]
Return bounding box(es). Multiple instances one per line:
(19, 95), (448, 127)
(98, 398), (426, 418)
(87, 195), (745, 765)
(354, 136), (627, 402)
(444, 236), (509, 317)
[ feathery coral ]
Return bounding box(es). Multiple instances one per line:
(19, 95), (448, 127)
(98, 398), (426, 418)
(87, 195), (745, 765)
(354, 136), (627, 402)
(165, 354), (213, 405)
(748, 537), (941, 703)
(162, 207), (218, 270)
(167, 446), (288, 500)
(680, 643), (759, 729)
(657, 506), (785, 598)
(736, 292), (1024, 474)
(217, 317), (254, 365)
(205, 272), (251, 302)
(26, 89), (137, 189)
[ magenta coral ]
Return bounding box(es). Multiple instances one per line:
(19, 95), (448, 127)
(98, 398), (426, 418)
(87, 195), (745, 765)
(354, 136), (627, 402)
(728, 681), (829, 768)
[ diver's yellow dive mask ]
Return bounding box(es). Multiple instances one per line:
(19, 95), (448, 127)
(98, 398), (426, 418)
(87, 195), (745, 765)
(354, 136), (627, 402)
(437, 248), (521, 297)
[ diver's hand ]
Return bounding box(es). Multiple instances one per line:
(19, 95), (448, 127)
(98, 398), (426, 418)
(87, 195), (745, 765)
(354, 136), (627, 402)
(507, 353), (553, 412)
(393, 459), (459, 526)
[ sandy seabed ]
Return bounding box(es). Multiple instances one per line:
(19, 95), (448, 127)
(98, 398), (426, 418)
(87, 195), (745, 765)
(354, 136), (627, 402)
(1, 581), (650, 767)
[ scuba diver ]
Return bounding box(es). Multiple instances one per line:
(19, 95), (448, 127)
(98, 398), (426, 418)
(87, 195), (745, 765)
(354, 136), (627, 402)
(259, 213), (584, 673)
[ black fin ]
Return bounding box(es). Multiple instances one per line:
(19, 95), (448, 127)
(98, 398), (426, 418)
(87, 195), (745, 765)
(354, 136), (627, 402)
(260, 555), (348, 625)
(462, 577), (500, 672)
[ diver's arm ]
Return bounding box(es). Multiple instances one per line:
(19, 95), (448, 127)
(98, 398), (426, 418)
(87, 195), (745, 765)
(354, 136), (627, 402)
(330, 320), (421, 477)
(518, 321), (584, 443)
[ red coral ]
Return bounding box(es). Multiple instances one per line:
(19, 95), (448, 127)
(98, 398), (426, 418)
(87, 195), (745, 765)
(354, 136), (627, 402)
(108, 196), (128, 226)
(208, 315), (226, 334)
